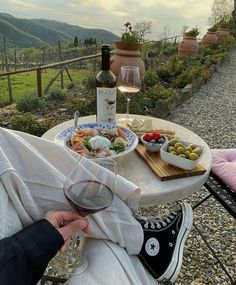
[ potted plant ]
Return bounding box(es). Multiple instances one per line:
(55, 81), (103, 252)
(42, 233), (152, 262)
(217, 26), (231, 41)
(184, 27), (200, 37)
(215, 18), (231, 41)
(207, 26), (217, 32)
(110, 22), (146, 80)
(201, 26), (218, 47)
(178, 27), (200, 57)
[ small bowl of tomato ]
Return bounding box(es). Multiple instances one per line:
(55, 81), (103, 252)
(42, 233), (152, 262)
(140, 131), (167, 152)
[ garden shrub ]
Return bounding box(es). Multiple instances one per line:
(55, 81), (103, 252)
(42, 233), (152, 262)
(162, 45), (177, 56)
(201, 67), (213, 80)
(46, 88), (65, 101)
(81, 75), (96, 90)
(172, 66), (202, 88)
(67, 81), (75, 89)
(156, 63), (173, 83)
(116, 92), (144, 115)
(138, 83), (179, 110)
(143, 69), (160, 89)
(16, 93), (45, 112)
(156, 56), (194, 84)
(147, 49), (158, 58)
(69, 97), (96, 116)
(10, 114), (55, 136)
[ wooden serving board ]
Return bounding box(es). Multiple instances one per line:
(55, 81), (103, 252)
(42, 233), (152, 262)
(136, 143), (206, 181)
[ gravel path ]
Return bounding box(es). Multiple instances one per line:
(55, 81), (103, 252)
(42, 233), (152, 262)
(168, 49), (236, 149)
(141, 48), (236, 285)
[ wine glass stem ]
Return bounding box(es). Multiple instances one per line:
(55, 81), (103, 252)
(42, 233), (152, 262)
(70, 232), (80, 248)
(126, 98), (131, 119)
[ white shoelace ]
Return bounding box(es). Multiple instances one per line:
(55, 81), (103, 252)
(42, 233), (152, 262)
(142, 213), (177, 229)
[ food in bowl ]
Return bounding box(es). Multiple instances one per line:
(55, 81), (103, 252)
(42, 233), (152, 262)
(160, 139), (204, 170)
(141, 130), (167, 152)
(67, 127), (129, 158)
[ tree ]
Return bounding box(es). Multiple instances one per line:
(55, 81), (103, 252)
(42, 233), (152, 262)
(181, 25), (189, 34)
(74, 36), (79, 47)
(134, 21), (152, 42)
(208, 0), (233, 25)
(161, 25), (171, 40)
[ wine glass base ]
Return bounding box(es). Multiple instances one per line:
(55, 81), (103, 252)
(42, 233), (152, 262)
(49, 250), (88, 276)
(71, 254), (88, 275)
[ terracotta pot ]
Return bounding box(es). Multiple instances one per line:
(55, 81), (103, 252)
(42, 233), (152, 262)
(201, 30), (218, 47)
(178, 36), (199, 58)
(110, 40), (146, 80)
(216, 28), (231, 41)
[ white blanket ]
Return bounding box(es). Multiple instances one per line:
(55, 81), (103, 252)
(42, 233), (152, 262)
(0, 127), (157, 285)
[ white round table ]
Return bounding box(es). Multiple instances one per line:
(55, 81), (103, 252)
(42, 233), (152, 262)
(42, 114), (212, 207)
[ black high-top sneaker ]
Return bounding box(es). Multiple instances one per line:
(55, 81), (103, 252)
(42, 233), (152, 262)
(136, 203), (193, 284)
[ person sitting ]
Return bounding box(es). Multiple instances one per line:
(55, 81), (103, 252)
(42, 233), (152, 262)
(0, 127), (193, 285)
(0, 205), (192, 285)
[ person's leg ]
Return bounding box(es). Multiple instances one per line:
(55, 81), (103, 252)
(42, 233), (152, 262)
(65, 238), (157, 285)
(65, 202), (193, 285)
(136, 202), (193, 284)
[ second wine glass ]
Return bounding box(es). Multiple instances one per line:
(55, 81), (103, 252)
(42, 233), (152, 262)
(117, 66), (141, 125)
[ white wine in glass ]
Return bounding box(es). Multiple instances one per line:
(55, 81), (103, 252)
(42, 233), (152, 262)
(117, 66), (141, 124)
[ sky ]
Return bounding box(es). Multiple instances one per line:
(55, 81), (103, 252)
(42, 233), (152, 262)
(0, 0), (215, 39)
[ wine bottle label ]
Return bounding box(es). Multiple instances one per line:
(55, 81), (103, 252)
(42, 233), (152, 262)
(97, 87), (116, 124)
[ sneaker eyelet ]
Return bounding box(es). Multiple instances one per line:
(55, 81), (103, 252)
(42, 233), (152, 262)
(169, 242), (173, 247)
(172, 230), (175, 234)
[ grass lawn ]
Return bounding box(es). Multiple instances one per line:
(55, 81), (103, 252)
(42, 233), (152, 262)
(0, 68), (93, 106)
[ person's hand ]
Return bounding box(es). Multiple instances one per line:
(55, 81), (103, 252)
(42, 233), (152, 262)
(45, 211), (90, 251)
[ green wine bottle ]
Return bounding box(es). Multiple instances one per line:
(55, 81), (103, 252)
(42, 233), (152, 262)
(96, 44), (117, 124)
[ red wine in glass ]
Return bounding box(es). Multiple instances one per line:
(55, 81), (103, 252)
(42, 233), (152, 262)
(64, 180), (114, 217)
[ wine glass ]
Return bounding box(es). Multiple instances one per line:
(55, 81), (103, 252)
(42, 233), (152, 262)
(117, 66), (141, 125)
(49, 155), (117, 277)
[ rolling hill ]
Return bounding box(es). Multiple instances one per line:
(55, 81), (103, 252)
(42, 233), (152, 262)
(0, 12), (119, 48)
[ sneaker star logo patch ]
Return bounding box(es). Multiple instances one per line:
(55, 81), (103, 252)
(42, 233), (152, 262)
(145, 237), (160, 256)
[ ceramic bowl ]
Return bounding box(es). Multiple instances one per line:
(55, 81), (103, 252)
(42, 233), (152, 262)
(140, 135), (167, 152)
(160, 140), (204, 170)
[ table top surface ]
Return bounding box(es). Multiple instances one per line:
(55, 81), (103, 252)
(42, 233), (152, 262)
(42, 114), (213, 207)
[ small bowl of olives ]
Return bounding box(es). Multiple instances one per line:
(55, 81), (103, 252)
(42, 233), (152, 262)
(160, 139), (204, 170)
(141, 131), (167, 152)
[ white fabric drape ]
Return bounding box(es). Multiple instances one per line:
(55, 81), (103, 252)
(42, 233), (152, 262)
(0, 127), (156, 285)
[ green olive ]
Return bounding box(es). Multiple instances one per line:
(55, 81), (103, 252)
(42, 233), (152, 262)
(174, 142), (184, 149)
(185, 150), (191, 158)
(179, 154), (186, 159)
(176, 146), (185, 154)
(168, 146), (176, 152)
(169, 139), (179, 146)
(188, 144), (197, 150)
(192, 147), (202, 156)
(185, 146), (192, 152)
(189, 153), (199, 160)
